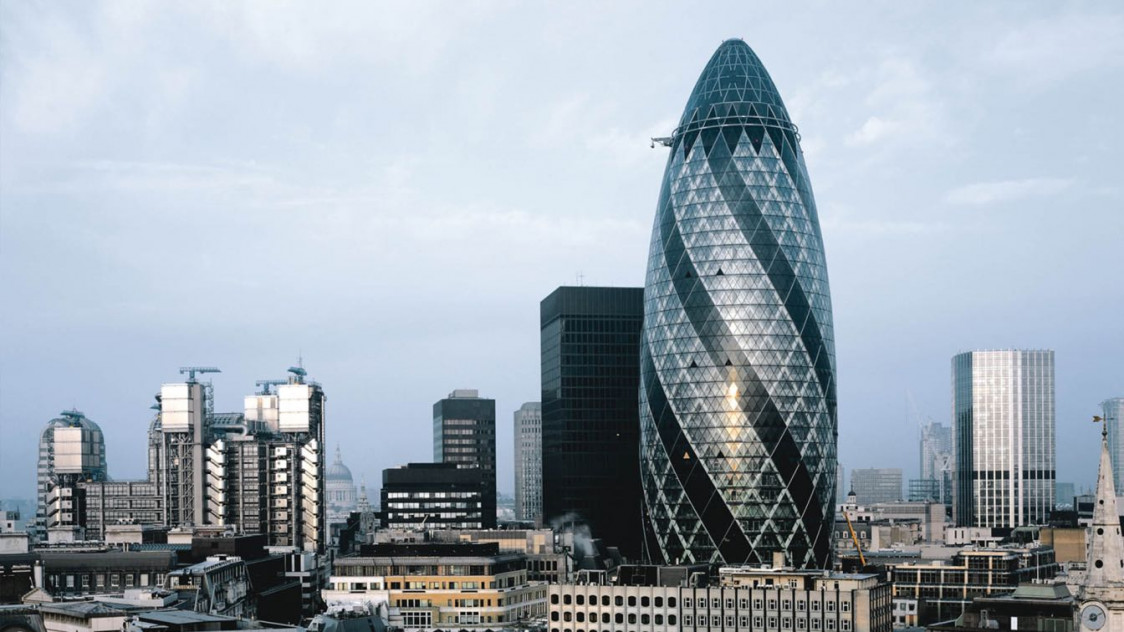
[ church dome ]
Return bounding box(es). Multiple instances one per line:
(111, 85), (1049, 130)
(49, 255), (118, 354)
(327, 446), (353, 482)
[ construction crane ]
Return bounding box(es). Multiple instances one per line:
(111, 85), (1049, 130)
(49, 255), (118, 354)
(179, 366), (221, 382)
(650, 136), (674, 148)
(255, 379), (287, 395)
(843, 508), (867, 567)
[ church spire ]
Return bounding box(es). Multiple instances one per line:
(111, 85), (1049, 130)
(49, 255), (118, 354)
(1084, 416), (1124, 593)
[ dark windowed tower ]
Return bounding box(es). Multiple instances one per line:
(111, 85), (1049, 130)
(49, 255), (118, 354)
(540, 286), (644, 559)
(433, 390), (496, 528)
(640, 39), (838, 568)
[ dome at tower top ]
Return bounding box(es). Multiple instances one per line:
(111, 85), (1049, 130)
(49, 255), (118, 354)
(678, 39), (792, 131)
(327, 445), (353, 482)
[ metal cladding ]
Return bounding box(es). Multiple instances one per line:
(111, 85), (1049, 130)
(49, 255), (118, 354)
(640, 39), (837, 568)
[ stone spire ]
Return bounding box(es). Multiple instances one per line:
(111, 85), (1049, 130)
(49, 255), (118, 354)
(334, 443), (342, 465)
(357, 476), (371, 513)
(1084, 419), (1124, 595)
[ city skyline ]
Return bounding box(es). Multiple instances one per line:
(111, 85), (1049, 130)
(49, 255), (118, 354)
(2, 3), (1123, 506)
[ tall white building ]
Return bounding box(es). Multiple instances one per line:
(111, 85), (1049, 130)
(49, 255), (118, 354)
(952, 350), (1055, 528)
(1103, 398), (1124, 493)
(513, 402), (542, 525)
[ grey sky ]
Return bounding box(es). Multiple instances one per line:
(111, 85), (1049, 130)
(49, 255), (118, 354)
(2, 2), (1121, 502)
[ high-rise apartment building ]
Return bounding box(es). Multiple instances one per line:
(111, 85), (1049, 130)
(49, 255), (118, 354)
(640, 39), (837, 568)
(433, 390), (496, 528)
(35, 410), (108, 538)
(952, 350), (1055, 528)
(540, 286), (644, 558)
(850, 469), (903, 505)
(513, 402), (543, 525)
(1103, 397), (1124, 493)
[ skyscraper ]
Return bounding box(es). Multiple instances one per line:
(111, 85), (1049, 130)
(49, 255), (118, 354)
(513, 402), (543, 525)
(540, 286), (644, 558)
(918, 421), (952, 504)
(36, 409), (108, 538)
(640, 39), (837, 568)
(433, 389), (496, 528)
(952, 350), (1055, 528)
(1103, 397), (1124, 492)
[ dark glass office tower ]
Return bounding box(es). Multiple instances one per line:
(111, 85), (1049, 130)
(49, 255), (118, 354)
(433, 390), (496, 528)
(640, 39), (838, 568)
(541, 286), (644, 559)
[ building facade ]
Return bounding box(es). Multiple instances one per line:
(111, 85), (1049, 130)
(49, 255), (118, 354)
(849, 469), (902, 506)
(329, 543), (548, 629)
(513, 402), (543, 525)
(639, 39), (838, 568)
(540, 286), (644, 558)
(381, 463), (486, 530)
(918, 421), (953, 505)
(952, 350), (1055, 528)
(433, 390), (496, 528)
(549, 567), (891, 632)
(36, 410), (108, 538)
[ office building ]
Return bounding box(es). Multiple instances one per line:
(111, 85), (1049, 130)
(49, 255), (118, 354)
(330, 542), (548, 628)
(952, 350), (1055, 528)
(513, 402), (543, 525)
(549, 566), (892, 632)
(918, 421), (953, 505)
(850, 469), (902, 505)
(327, 446), (358, 524)
(381, 463), (486, 529)
(540, 286), (644, 558)
(36, 410), (108, 538)
(640, 39), (838, 568)
(434, 389), (496, 528)
(1103, 397), (1124, 493)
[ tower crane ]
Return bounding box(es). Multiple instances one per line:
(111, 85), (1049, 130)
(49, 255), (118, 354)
(255, 379), (287, 395)
(179, 366), (221, 382)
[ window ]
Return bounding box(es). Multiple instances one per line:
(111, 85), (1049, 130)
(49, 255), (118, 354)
(683, 597), (692, 609)
(827, 620), (835, 631)
(576, 595), (584, 606)
(576, 613), (584, 623)
(684, 616), (693, 626)
(798, 600), (806, 611)
(754, 598), (763, 609)
(552, 594), (560, 604)
(812, 619), (821, 630)
(564, 595), (572, 605)
(641, 614), (650, 625)
(668, 615), (677, 625)
(602, 595), (610, 606)
(654, 596), (663, 608)
(842, 621), (851, 631)
(615, 596), (624, 607)
(551, 613), (560, 621)
(783, 599), (791, 610)
(655, 614), (663, 625)
(827, 601), (835, 612)
(669, 597), (677, 608)
(642, 596), (650, 607)
(726, 598), (734, 608)
(841, 601), (850, 612)
(628, 596), (637, 607)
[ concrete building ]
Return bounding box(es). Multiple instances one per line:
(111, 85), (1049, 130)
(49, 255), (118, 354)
(165, 555), (253, 619)
(849, 469), (902, 506)
(952, 350), (1055, 528)
(380, 463), (486, 530)
(328, 542), (547, 629)
(549, 565), (891, 632)
(889, 544), (1059, 627)
(433, 390), (496, 528)
(513, 402), (543, 526)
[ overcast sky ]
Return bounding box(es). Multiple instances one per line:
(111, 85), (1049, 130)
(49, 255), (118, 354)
(2, 2), (1122, 503)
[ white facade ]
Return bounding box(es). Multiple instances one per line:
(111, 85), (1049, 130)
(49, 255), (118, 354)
(327, 445), (358, 523)
(952, 350), (1055, 528)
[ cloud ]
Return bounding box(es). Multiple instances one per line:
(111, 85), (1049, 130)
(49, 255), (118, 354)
(844, 58), (949, 148)
(944, 177), (1074, 206)
(988, 13), (1124, 86)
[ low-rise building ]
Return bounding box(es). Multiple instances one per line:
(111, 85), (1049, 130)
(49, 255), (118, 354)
(328, 542), (547, 629)
(890, 544), (1059, 628)
(549, 566), (892, 632)
(165, 555), (253, 619)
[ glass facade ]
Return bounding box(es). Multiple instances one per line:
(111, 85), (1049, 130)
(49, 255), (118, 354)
(640, 40), (837, 567)
(952, 350), (1055, 528)
(433, 391), (497, 528)
(1104, 398), (1124, 493)
(540, 286), (644, 559)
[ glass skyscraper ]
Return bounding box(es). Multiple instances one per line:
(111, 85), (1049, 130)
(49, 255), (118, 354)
(541, 286), (644, 559)
(952, 350), (1055, 528)
(639, 40), (837, 568)
(1101, 397), (1124, 494)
